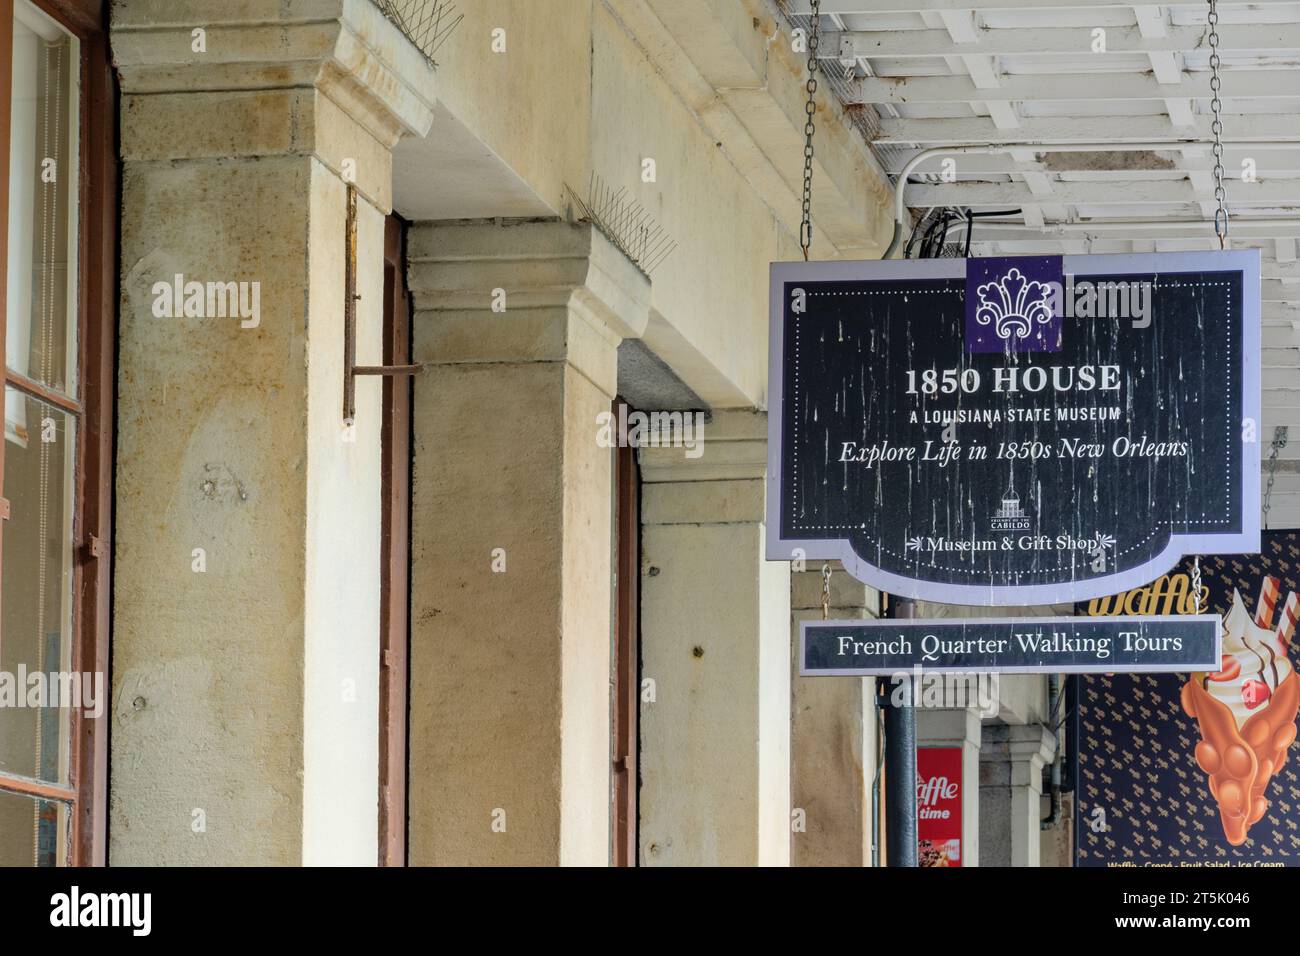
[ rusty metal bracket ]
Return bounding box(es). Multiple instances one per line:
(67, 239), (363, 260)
(343, 183), (423, 425)
(85, 533), (106, 559)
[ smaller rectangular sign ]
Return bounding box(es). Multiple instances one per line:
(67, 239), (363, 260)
(918, 747), (962, 868)
(800, 615), (1221, 676)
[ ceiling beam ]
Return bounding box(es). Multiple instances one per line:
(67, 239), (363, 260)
(876, 114), (1300, 143)
(907, 178), (1300, 206)
(887, 148), (1300, 176)
(1262, 278), (1294, 300)
(825, 23), (1300, 59)
(1263, 327), (1300, 347)
(964, 239), (1300, 269)
(932, 8), (1024, 129)
(854, 69), (1300, 105)
(942, 221), (1300, 241)
(1264, 303), (1300, 321)
(1264, 348), (1300, 366)
(1263, 369), (1300, 390)
(789, 0), (1295, 13)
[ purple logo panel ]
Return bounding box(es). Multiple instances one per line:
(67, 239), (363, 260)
(965, 255), (1063, 353)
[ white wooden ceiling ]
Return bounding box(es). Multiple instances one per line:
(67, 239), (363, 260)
(785, 0), (1300, 522)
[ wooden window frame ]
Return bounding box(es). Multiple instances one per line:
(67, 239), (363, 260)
(0, 0), (115, 867)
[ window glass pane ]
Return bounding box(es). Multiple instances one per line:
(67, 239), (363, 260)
(0, 388), (76, 785)
(5, 1), (79, 398)
(0, 789), (69, 865)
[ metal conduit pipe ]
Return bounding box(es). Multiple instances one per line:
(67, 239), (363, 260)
(881, 140), (1300, 259)
(1041, 674), (1063, 830)
(945, 216), (1300, 238)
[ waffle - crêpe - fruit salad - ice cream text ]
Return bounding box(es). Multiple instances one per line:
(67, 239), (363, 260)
(1181, 578), (1300, 846)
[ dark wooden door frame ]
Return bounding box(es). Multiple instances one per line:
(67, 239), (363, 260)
(379, 214), (412, 866)
(612, 402), (641, 866)
(71, 0), (115, 870)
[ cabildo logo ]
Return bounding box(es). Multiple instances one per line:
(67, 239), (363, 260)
(989, 484), (1032, 532)
(965, 256), (1152, 353)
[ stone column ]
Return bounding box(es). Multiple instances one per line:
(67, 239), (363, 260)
(917, 707), (983, 867)
(790, 564), (880, 866)
(638, 411), (792, 866)
(404, 219), (650, 866)
(979, 723), (1056, 867)
(109, 2), (434, 864)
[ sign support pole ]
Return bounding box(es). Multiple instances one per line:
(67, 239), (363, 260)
(880, 597), (918, 867)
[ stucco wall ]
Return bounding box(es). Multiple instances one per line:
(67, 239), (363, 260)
(589, 3), (790, 407)
(113, 156), (313, 864)
(425, 0), (592, 215)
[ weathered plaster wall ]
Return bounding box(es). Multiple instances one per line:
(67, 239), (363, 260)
(407, 357), (572, 864)
(637, 412), (791, 866)
(113, 150), (388, 863)
(589, 2), (787, 407)
(113, 155), (313, 864)
(421, 0), (592, 215)
(790, 566), (881, 866)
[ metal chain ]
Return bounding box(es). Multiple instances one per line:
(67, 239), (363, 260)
(800, 0), (821, 261)
(821, 562), (832, 621)
(1263, 426), (1289, 529)
(1207, 0), (1228, 248)
(1192, 557), (1204, 614)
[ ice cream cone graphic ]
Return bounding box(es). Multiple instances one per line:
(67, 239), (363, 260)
(1181, 579), (1300, 846)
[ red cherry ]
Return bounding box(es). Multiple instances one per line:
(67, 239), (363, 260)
(1209, 656), (1241, 682)
(1242, 679), (1272, 709)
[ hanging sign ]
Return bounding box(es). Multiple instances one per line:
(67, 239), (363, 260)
(801, 614), (1220, 676)
(767, 251), (1260, 605)
(918, 747), (963, 868)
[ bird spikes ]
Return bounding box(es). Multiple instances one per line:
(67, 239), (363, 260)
(373, 0), (464, 65)
(565, 172), (678, 276)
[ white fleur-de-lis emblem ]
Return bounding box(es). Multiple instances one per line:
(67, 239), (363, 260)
(975, 267), (1054, 342)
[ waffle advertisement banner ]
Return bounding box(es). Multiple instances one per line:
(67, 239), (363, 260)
(1074, 530), (1300, 866)
(918, 747), (963, 867)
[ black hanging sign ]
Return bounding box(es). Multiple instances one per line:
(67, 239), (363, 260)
(801, 615), (1221, 676)
(766, 252), (1261, 605)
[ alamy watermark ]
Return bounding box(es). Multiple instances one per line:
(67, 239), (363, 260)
(50, 886), (151, 936)
(884, 667), (1000, 719)
(1049, 274), (1152, 328)
(596, 404), (705, 459)
(151, 273), (260, 328)
(0, 667), (103, 718)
